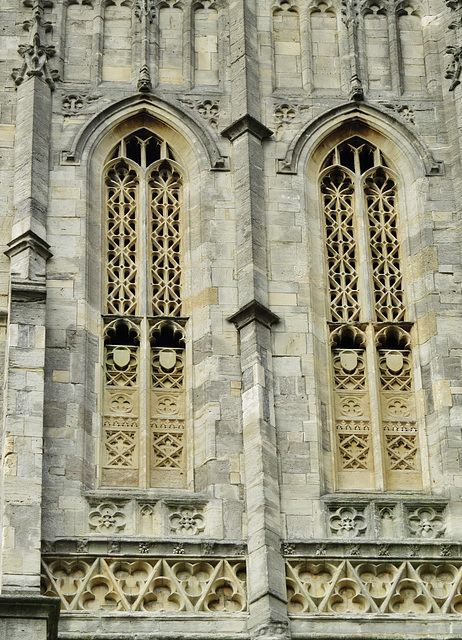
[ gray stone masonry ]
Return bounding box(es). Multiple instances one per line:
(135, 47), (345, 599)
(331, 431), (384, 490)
(1, 0), (462, 638)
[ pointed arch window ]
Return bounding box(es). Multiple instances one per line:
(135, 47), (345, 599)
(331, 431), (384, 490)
(101, 128), (187, 489)
(321, 137), (422, 491)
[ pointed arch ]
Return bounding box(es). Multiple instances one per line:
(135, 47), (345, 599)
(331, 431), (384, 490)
(62, 94), (229, 171)
(277, 102), (443, 178)
(304, 122), (430, 493)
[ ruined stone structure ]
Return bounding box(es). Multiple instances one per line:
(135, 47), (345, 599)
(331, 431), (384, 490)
(1, 0), (462, 638)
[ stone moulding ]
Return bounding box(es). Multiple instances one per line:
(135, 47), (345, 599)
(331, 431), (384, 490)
(42, 537), (246, 557)
(276, 102), (444, 177)
(281, 541), (458, 558)
(60, 94), (230, 171)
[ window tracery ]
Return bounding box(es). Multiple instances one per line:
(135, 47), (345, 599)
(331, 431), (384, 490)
(321, 136), (422, 491)
(102, 128), (187, 489)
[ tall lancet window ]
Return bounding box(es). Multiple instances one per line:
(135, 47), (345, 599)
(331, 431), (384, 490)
(321, 137), (422, 491)
(102, 129), (187, 489)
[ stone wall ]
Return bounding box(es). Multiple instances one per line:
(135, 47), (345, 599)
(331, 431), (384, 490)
(1, 0), (462, 638)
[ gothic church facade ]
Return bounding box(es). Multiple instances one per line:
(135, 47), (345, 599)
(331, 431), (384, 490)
(1, 0), (462, 638)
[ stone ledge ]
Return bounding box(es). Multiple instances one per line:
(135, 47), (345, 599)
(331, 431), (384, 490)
(0, 593), (60, 640)
(222, 115), (273, 142)
(228, 300), (280, 331)
(44, 538), (247, 557)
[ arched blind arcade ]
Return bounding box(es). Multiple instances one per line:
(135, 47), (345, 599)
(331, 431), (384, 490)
(321, 137), (421, 492)
(102, 129), (187, 489)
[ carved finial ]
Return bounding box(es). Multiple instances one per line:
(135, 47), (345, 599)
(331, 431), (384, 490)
(12, 0), (58, 89)
(135, 0), (156, 21)
(341, 0), (360, 26)
(137, 65), (152, 92)
(446, 46), (462, 91)
(446, 0), (462, 11)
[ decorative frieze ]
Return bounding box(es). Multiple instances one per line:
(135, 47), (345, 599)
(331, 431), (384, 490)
(272, 102), (310, 139)
(286, 559), (462, 615)
(325, 500), (447, 540)
(41, 557), (247, 613)
(61, 92), (101, 116)
(76, 539), (89, 554)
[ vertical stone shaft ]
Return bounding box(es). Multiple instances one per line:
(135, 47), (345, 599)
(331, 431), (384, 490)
(0, 74), (52, 592)
(343, 0), (364, 99)
(228, 0), (260, 121)
(226, 0), (288, 636)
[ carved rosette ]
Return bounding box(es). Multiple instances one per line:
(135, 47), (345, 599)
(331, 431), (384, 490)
(169, 507), (205, 535)
(88, 503), (127, 534)
(408, 507), (446, 539)
(329, 506), (367, 538)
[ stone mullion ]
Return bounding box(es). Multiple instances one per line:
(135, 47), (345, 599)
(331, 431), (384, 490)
(365, 327), (386, 491)
(132, 0), (143, 85)
(357, 13), (368, 94)
(356, 177), (374, 323)
(136, 1), (153, 91)
(393, 11), (406, 95)
(1, 67), (52, 593)
(55, 0), (67, 81)
(345, 5), (364, 100)
(140, 317), (149, 489)
(337, 12), (351, 96)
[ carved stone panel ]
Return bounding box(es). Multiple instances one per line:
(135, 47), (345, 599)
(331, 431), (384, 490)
(286, 559), (462, 615)
(42, 557), (247, 613)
